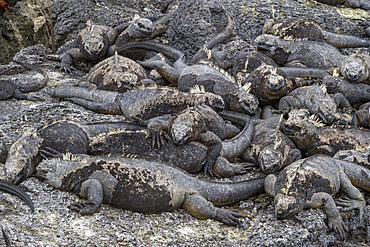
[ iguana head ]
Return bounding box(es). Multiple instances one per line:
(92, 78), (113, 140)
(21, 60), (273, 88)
(310, 96), (336, 124)
(274, 193), (305, 219)
(169, 109), (203, 145)
(229, 85), (259, 115)
(105, 70), (139, 92)
(128, 18), (153, 40)
(322, 76), (341, 93)
(0, 80), (16, 100)
(255, 34), (291, 65)
(281, 109), (323, 137)
(340, 56), (368, 83)
(81, 20), (109, 59)
(258, 147), (283, 174)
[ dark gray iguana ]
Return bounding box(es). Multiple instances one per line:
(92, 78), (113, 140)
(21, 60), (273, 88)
(322, 75), (370, 108)
(281, 109), (370, 157)
(133, 104), (254, 177)
(0, 60), (48, 101)
(262, 17), (370, 48)
(278, 84), (352, 124)
(255, 34), (345, 70)
(48, 85), (225, 119)
(35, 155), (265, 226)
(264, 154), (370, 240)
(219, 111), (301, 174)
(4, 120), (145, 184)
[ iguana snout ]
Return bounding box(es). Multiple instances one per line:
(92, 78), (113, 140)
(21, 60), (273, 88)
(341, 60), (368, 83)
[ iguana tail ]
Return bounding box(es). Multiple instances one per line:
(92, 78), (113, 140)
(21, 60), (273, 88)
(12, 60), (49, 93)
(323, 31), (370, 48)
(0, 179), (34, 211)
(218, 110), (255, 160)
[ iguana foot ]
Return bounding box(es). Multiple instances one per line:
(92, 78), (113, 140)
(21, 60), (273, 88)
(327, 214), (348, 240)
(203, 159), (221, 178)
(39, 147), (64, 159)
(69, 201), (99, 215)
(214, 208), (246, 226)
(336, 196), (365, 220)
(147, 129), (170, 149)
(60, 63), (72, 74)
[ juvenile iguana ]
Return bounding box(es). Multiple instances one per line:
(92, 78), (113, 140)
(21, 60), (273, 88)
(264, 154), (370, 240)
(35, 155), (265, 226)
(0, 60), (48, 101)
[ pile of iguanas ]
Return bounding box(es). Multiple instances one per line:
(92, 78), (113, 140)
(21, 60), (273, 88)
(1, 2), (370, 245)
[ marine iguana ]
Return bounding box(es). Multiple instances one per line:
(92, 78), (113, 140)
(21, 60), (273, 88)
(262, 18), (370, 48)
(281, 109), (370, 157)
(264, 154), (370, 240)
(315, 0), (370, 10)
(322, 75), (370, 108)
(0, 60), (48, 101)
(134, 104), (254, 177)
(340, 50), (370, 84)
(5, 120), (145, 184)
(278, 84), (352, 124)
(255, 34), (345, 69)
(35, 155), (265, 226)
(48, 85), (225, 119)
(76, 52), (147, 92)
(219, 111), (301, 174)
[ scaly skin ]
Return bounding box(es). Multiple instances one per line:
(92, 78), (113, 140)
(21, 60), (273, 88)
(89, 126), (253, 178)
(323, 75), (370, 108)
(278, 84), (351, 124)
(5, 120), (144, 184)
(219, 111), (301, 174)
(35, 155), (265, 226)
(77, 53), (147, 92)
(255, 34), (345, 69)
(48, 85), (225, 119)
(263, 18), (370, 48)
(281, 109), (370, 157)
(340, 51), (370, 85)
(142, 105), (254, 177)
(264, 154), (370, 240)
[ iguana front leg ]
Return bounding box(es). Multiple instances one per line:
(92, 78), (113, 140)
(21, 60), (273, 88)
(182, 194), (246, 226)
(146, 115), (172, 149)
(306, 192), (348, 240)
(60, 48), (84, 73)
(197, 131), (222, 177)
(70, 178), (103, 215)
(278, 96), (302, 114)
(332, 93), (352, 112)
(335, 170), (366, 220)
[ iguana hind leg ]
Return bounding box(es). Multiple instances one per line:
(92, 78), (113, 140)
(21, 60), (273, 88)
(70, 178), (103, 215)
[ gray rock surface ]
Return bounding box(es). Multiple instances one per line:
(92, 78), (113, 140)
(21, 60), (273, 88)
(0, 0), (369, 246)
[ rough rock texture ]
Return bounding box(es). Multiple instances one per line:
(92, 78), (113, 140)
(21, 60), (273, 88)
(0, 0), (53, 64)
(0, 0), (369, 246)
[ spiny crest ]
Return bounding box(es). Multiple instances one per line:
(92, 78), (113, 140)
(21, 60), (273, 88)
(242, 82), (252, 94)
(308, 114), (325, 127)
(190, 84), (206, 94)
(61, 152), (82, 162)
(202, 45), (212, 60)
(86, 20), (94, 36)
(274, 136), (282, 150)
(320, 84), (327, 94)
(199, 60), (236, 84)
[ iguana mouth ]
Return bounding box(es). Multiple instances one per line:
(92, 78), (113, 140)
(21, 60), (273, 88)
(280, 124), (301, 136)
